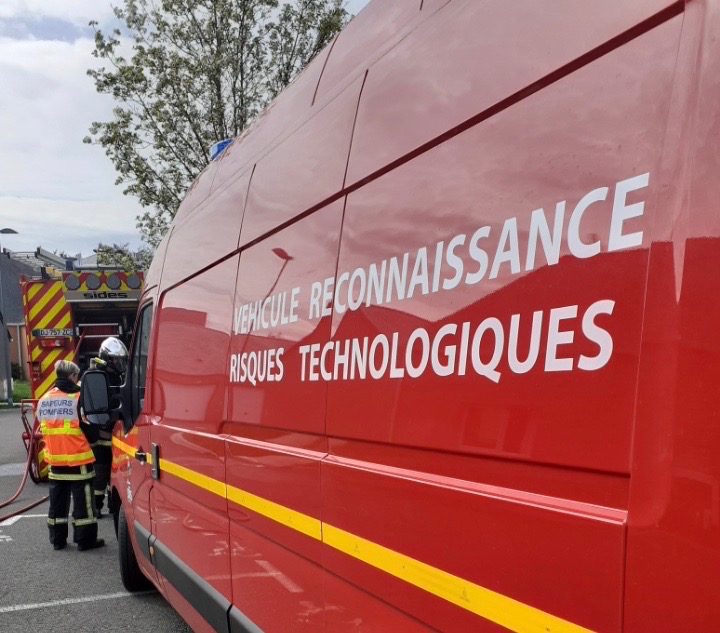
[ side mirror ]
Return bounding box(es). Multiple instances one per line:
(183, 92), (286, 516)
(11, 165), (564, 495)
(80, 370), (111, 421)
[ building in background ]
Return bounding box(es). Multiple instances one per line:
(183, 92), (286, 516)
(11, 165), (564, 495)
(0, 251), (37, 381)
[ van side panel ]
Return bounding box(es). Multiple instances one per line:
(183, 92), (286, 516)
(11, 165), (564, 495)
(323, 15), (681, 632)
(150, 258), (236, 610)
(174, 159), (221, 225)
(323, 570), (437, 632)
(226, 440), (326, 632)
(238, 79), (363, 247)
(144, 0), (720, 629)
(225, 201), (344, 629)
(210, 41), (332, 193)
(229, 200), (344, 433)
(625, 1), (720, 629)
(162, 169), (251, 288)
(313, 0), (420, 103)
(346, 0), (680, 185)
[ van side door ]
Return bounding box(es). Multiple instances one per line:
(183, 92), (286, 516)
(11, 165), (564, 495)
(113, 300), (158, 584)
(147, 258), (236, 632)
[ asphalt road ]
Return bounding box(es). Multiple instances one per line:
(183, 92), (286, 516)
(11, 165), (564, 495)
(0, 408), (192, 632)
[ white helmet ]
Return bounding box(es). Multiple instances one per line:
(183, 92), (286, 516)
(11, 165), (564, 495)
(98, 337), (129, 375)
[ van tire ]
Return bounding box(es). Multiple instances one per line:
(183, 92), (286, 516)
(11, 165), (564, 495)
(118, 505), (152, 592)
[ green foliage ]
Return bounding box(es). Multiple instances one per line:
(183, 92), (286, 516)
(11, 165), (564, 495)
(96, 242), (153, 272)
(85, 0), (349, 248)
(13, 380), (30, 402)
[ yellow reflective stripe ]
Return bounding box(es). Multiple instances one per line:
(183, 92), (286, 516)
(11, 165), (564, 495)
(74, 517), (97, 526)
(42, 427), (84, 436)
(158, 458), (226, 498)
(110, 443), (589, 631)
(48, 471), (94, 481)
(48, 450), (94, 464)
(30, 283), (61, 318)
(113, 437), (135, 456)
(95, 440), (113, 447)
(27, 282), (42, 302)
(323, 524), (590, 632)
(35, 350), (65, 396)
(112, 437), (149, 461)
(84, 482), (93, 519)
(41, 295), (66, 329)
(226, 484), (321, 541)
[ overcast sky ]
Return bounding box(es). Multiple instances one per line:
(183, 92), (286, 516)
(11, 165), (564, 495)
(0, 0), (370, 258)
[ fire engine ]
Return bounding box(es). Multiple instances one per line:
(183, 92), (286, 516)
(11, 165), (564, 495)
(21, 269), (144, 400)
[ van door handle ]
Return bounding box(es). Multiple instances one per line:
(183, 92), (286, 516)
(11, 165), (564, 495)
(135, 450), (147, 463)
(151, 443), (160, 480)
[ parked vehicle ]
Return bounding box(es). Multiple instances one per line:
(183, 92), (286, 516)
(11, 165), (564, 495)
(21, 270), (144, 400)
(85, 1), (720, 630)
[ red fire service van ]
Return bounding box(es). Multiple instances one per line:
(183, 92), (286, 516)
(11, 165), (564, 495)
(88, 1), (720, 631)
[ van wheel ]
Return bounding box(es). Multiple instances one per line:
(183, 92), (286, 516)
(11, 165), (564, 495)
(118, 505), (152, 592)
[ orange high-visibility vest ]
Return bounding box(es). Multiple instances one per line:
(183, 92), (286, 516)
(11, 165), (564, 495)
(38, 388), (94, 467)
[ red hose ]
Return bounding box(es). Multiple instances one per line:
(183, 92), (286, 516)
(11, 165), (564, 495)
(0, 432), (49, 522)
(0, 495), (49, 523)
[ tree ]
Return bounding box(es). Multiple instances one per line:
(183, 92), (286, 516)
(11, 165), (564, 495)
(85, 0), (349, 248)
(95, 242), (153, 272)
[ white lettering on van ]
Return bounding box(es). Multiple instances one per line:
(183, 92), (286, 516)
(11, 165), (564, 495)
(578, 299), (615, 370)
(525, 203), (565, 271)
(407, 247), (429, 298)
(471, 317), (504, 383)
(268, 299), (617, 385)
(568, 187), (607, 259)
(545, 305), (578, 371)
(609, 173), (648, 251)
(228, 173), (649, 387)
(386, 253), (409, 303)
(489, 218), (520, 280)
(334, 272), (349, 314)
(228, 348), (285, 386)
(348, 268), (366, 311)
(309, 282), (322, 320)
(465, 228), (490, 285)
(322, 277), (334, 318)
(442, 235), (465, 290)
(508, 311), (543, 374)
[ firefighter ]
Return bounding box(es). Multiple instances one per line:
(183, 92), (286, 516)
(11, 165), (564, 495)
(38, 360), (105, 551)
(85, 337), (128, 516)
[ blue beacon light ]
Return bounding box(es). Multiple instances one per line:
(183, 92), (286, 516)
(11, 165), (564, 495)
(210, 138), (233, 161)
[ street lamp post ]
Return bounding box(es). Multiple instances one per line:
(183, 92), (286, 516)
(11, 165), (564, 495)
(0, 228), (18, 405)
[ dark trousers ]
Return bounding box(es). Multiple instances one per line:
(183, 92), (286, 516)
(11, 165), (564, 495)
(48, 464), (98, 547)
(92, 445), (112, 511)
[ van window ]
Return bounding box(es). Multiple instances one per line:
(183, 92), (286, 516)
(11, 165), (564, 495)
(131, 303), (154, 422)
